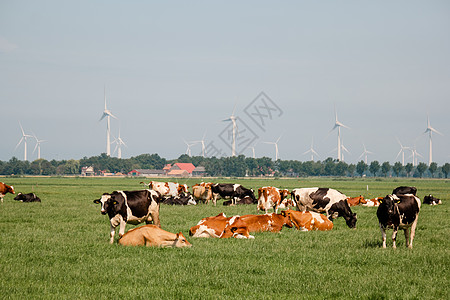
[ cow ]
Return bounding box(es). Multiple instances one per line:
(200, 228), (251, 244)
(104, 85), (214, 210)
(189, 213), (254, 239)
(13, 193), (41, 203)
(118, 225), (192, 248)
(163, 192), (197, 205)
(392, 186), (417, 196)
(192, 183), (213, 204)
(346, 195), (366, 207)
(281, 209), (333, 231)
(210, 183), (257, 206)
(239, 213), (293, 233)
(93, 189), (161, 244)
(0, 182), (15, 203)
(291, 187), (357, 228)
(257, 186), (292, 213)
(223, 195), (256, 206)
(362, 197), (382, 207)
(377, 194), (421, 249)
(147, 181), (188, 197)
(423, 194), (442, 205)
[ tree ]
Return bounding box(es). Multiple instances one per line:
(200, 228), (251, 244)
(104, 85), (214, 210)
(405, 163), (414, 177)
(369, 161), (380, 177)
(381, 162), (391, 177)
(442, 163), (450, 178)
(416, 163), (428, 178)
(356, 161), (368, 177)
(392, 162), (404, 177)
(428, 162), (438, 178)
(347, 164), (356, 177)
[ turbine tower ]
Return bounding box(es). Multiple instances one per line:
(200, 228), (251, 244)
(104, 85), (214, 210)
(247, 143), (257, 159)
(112, 129), (127, 159)
(329, 106), (350, 161)
(192, 132), (207, 157)
(15, 122), (33, 161)
(303, 137), (319, 161)
(396, 138), (410, 166)
(424, 115), (443, 165)
(183, 139), (197, 157)
(222, 104), (237, 156)
(33, 133), (47, 160)
(264, 136), (281, 161)
(99, 87), (117, 156)
(358, 143), (373, 164)
(409, 145), (423, 167)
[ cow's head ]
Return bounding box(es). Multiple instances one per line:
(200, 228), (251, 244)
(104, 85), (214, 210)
(173, 232), (192, 248)
(93, 193), (113, 215)
(345, 213), (358, 229)
(13, 193), (24, 201)
(220, 216), (254, 239)
(379, 195), (400, 217)
(94, 193), (125, 216)
(280, 189), (290, 199)
(8, 185), (15, 194)
(279, 210), (295, 228)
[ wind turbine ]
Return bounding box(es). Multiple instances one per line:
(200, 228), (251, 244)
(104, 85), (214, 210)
(15, 122), (33, 161)
(192, 132), (207, 157)
(303, 137), (319, 161)
(99, 87), (117, 156)
(396, 139), (410, 166)
(247, 143), (257, 159)
(358, 143), (374, 164)
(32, 133), (47, 160)
(329, 106), (350, 161)
(424, 115), (443, 165)
(112, 129), (127, 159)
(409, 145), (423, 167)
(340, 139), (350, 162)
(222, 104), (237, 156)
(183, 139), (197, 157)
(264, 136), (281, 161)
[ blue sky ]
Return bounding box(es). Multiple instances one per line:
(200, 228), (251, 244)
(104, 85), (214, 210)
(1, 1), (449, 164)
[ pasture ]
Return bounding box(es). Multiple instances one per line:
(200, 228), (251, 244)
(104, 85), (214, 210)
(0, 176), (449, 299)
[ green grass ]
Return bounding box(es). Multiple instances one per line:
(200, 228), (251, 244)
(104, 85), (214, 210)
(0, 177), (449, 299)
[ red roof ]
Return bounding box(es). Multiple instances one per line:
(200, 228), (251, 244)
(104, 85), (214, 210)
(174, 163), (196, 174)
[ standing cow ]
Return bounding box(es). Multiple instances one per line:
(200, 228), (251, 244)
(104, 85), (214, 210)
(94, 189), (161, 244)
(377, 194), (421, 249)
(291, 187), (357, 228)
(0, 182), (15, 203)
(257, 186), (292, 213)
(210, 183), (256, 206)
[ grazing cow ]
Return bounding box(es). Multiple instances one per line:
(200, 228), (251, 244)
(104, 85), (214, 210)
(377, 194), (421, 249)
(93, 189), (161, 244)
(291, 187), (357, 228)
(118, 225), (192, 248)
(281, 209), (333, 231)
(13, 193), (41, 203)
(362, 197), (382, 207)
(392, 186), (417, 196)
(257, 186), (291, 213)
(189, 213), (254, 239)
(423, 194), (442, 205)
(192, 183), (213, 204)
(0, 182), (15, 203)
(346, 195), (366, 207)
(239, 213), (293, 233)
(210, 183), (257, 206)
(163, 192), (197, 205)
(147, 181), (188, 197)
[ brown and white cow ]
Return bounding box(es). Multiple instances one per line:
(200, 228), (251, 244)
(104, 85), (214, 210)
(118, 225), (192, 248)
(0, 182), (15, 203)
(94, 189), (161, 244)
(147, 181), (188, 197)
(189, 213), (254, 239)
(377, 194), (421, 249)
(362, 197), (382, 207)
(346, 195), (366, 207)
(239, 213), (293, 233)
(281, 209), (333, 231)
(192, 182), (213, 204)
(257, 186), (292, 213)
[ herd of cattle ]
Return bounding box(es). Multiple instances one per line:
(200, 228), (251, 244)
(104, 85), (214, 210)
(0, 180), (442, 249)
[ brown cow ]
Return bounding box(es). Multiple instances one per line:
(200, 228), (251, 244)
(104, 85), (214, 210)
(363, 197), (382, 207)
(239, 213), (293, 233)
(257, 186), (292, 213)
(0, 182), (15, 203)
(192, 183), (213, 204)
(118, 225), (192, 248)
(346, 195), (367, 206)
(189, 213), (253, 239)
(281, 209), (333, 231)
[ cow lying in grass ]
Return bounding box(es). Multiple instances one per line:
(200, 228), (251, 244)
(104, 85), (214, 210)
(281, 209), (333, 231)
(118, 225), (191, 248)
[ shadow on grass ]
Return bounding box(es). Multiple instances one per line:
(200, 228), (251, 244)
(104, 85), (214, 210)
(362, 239), (382, 248)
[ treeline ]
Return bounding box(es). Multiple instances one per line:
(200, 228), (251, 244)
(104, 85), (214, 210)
(1, 153), (449, 178)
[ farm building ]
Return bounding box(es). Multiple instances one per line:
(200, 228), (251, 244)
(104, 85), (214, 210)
(128, 169), (165, 177)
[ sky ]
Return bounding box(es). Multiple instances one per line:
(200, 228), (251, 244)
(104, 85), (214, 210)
(1, 1), (449, 165)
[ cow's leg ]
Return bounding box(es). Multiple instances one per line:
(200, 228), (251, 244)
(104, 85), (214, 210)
(118, 218), (127, 238)
(408, 218), (419, 249)
(109, 224), (116, 244)
(404, 228), (411, 248)
(379, 224), (387, 248)
(391, 226), (398, 249)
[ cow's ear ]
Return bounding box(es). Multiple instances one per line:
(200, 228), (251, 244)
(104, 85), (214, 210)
(93, 199), (100, 204)
(230, 227), (238, 233)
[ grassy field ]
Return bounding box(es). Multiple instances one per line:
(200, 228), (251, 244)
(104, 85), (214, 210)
(0, 176), (449, 299)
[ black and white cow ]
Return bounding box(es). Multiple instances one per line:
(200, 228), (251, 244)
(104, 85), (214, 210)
(291, 187), (357, 228)
(377, 194), (421, 249)
(14, 192), (41, 202)
(210, 183), (257, 206)
(162, 192), (197, 205)
(93, 189), (161, 244)
(423, 194), (442, 205)
(223, 195), (256, 206)
(392, 186), (417, 196)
